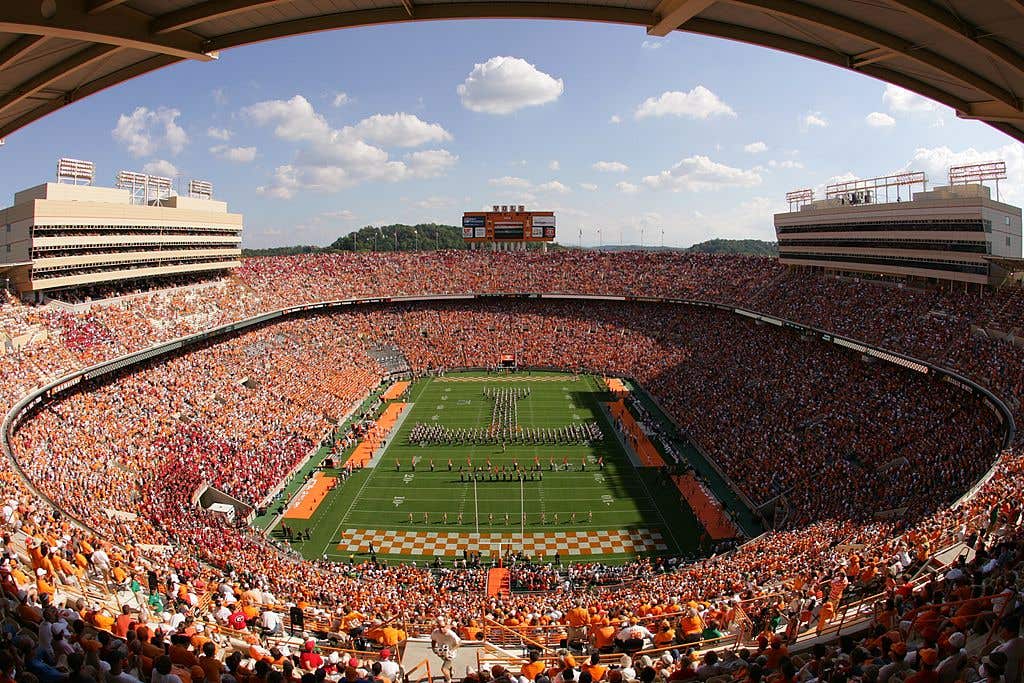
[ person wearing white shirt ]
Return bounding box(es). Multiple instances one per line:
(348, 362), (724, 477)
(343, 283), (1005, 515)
(993, 616), (1024, 683)
(379, 650), (401, 682)
(430, 618), (461, 683)
(261, 609), (283, 636)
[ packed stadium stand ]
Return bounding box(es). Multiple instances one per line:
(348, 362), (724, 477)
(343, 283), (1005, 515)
(0, 162), (243, 303)
(0, 251), (1022, 683)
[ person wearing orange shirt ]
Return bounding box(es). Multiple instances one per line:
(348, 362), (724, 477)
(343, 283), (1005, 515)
(679, 610), (703, 643)
(112, 605), (136, 639)
(35, 568), (55, 600)
(169, 634), (200, 668)
(816, 601), (835, 636)
(521, 651), (546, 681)
(764, 638), (789, 671)
(583, 653), (608, 682)
(92, 607), (115, 633)
(654, 621), (676, 647)
(594, 622), (617, 653)
(566, 607), (590, 647)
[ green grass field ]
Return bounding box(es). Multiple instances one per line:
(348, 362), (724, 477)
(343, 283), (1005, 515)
(272, 371), (704, 563)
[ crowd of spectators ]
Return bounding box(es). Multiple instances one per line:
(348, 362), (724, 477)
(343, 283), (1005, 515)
(0, 251), (1019, 682)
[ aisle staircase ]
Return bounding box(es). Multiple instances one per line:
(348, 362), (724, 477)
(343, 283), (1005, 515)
(486, 567), (510, 598)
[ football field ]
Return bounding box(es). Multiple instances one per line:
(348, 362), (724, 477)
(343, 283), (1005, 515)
(275, 371), (703, 563)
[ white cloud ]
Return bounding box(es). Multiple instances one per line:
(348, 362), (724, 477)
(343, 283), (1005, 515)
(609, 115), (622, 124)
(413, 196), (454, 209)
(883, 84), (937, 113)
(142, 159), (178, 178)
(616, 181), (639, 194)
(245, 95), (331, 142)
(866, 111), (896, 127)
(802, 111), (828, 129)
(908, 143), (1024, 201)
(405, 149), (458, 178)
(641, 40), (663, 50)
(209, 145), (257, 163)
(488, 176), (570, 194)
(319, 209), (356, 220)
(767, 159), (804, 169)
(207, 127), (232, 141)
(112, 107), (188, 157)
(593, 161), (629, 173)
(536, 180), (570, 194)
(212, 88), (227, 106)
(257, 165), (300, 199)
(488, 176), (532, 188)
(634, 86), (736, 120)
(580, 183), (598, 191)
(457, 56), (564, 114)
(351, 113), (452, 147)
(642, 155), (762, 192)
(245, 95), (459, 197)
(744, 141), (767, 154)
(332, 92), (350, 107)
(548, 160), (560, 171)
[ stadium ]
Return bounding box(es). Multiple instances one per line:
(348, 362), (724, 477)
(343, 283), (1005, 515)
(0, 3), (1023, 683)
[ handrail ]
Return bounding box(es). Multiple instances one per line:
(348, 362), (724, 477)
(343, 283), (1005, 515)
(481, 616), (553, 653)
(403, 658), (433, 683)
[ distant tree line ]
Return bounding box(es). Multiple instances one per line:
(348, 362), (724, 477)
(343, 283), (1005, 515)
(242, 226), (775, 258)
(243, 223), (560, 256)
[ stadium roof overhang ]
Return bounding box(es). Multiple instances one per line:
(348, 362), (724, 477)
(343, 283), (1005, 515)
(1, 1), (1024, 142)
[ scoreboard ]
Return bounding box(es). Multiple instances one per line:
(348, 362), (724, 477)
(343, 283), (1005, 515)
(463, 205), (556, 244)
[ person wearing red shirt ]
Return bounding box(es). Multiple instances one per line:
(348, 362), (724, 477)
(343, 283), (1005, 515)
(299, 641), (323, 671)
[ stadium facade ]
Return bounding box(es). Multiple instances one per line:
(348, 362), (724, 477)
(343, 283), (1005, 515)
(0, 168), (242, 301)
(775, 174), (1022, 289)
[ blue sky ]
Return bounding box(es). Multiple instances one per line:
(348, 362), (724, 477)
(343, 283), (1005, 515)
(1, 19), (1022, 248)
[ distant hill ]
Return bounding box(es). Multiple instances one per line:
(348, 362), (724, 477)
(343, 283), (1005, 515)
(243, 227), (774, 258)
(594, 239), (777, 256)
(686, 239), (777, 256)
(244, 223), (560, 256)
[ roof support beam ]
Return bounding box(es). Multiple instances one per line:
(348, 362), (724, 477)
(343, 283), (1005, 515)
(1004, 0), (1024, 19)
(400, 0), (415, 18)
(682, 17), (969, 110)
(0, 5), (215, 61)
(727, 0), (1022, 111)
(0, 44), (120, 119)
(0, 53), (181, 139)
(86, 0), (131, 13)
(0, 35), (47, 70)
(205, 3), (654, 50)
(886, 0), (1024, 79)
(957, 100), (1024, 123)
(647, 0), (716, 37)
(151, 1), (293, 35)
(674, 17), (1024, 143)
(851, 47), (896, 68)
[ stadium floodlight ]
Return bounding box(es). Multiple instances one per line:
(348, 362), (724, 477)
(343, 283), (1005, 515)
(57, 157), (95, 185)
(188, 179), (213, 200)
(785, 188), (814, 211)
(949, 161), (1007, 201)
(826, 171), (927, 203)
(147, 175), (173, 204)
(116, 170), (150, 205)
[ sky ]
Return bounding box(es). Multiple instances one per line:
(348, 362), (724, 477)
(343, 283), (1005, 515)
(1, 19), (1023, 249)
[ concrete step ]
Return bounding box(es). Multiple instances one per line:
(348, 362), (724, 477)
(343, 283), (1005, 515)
(401, 637), (483, 682)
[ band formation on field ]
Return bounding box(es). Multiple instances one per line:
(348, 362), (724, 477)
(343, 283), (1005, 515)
(268, 371), (708, 562)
